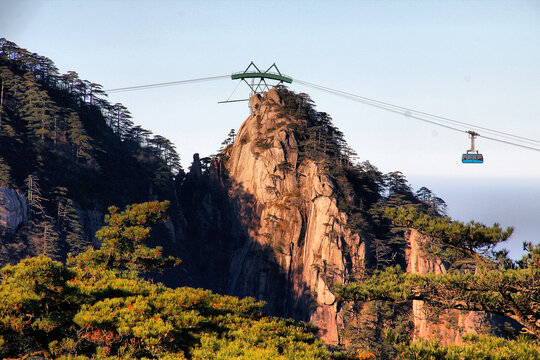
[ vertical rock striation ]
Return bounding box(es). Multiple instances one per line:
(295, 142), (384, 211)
(210, 89), (366, 343)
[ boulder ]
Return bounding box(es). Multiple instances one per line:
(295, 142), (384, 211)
(0, 186), (28, 230)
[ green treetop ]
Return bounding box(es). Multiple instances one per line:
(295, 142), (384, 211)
(1, 201), (348, 359)
(71, 201), (179, 272)
(336, 207), (540, 339)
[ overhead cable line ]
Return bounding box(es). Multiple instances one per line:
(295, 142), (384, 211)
(295, 79), (540, 152)
(105, 75), (230, 93)
(478, 135), (540, 152)
(295, 79), (540, 146)
(101, 74), (540, 152)
(224, 78), (243, 102)
(296, 80), (467, 133)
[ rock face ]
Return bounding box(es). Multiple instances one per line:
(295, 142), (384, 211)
(0, 186), (28, 230)
(204, 89), (366, 343)
(176, 88), (499, 346)
(406, 229), (489, 344)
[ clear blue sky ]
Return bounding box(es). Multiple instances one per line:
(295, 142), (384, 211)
(2, 0), (539, 258)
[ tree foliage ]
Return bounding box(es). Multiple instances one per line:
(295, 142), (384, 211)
(71, 201), (179, 272)
(0, 201), (339, 359)
(398, 334), (540, 360)
(0, 38), (184, 267)
(386, 207), (514, 262)
(336, 207), (540, 339)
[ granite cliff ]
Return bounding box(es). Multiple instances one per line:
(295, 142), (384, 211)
(406, 229), (488, 344)
(222, 89), (366, 343)
(176, 89), (372, 343)
(172, 88), (509, 348)
(0, 186), (28, 231)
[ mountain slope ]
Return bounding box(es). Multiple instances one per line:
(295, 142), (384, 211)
(1, 38), (507, 355)
(0, 38), (182, 266)
(175, 88), (435, 345)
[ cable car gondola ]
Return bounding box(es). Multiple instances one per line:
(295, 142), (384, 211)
(462, 131), (484, 164)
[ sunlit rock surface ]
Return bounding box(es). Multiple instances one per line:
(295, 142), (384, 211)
(214, 89), (366, 343)
(406, 229), (490, 344)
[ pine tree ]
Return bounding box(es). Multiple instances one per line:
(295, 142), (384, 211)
(220, 128), (236, 151)
(71, 201), (179, 272)
(112, 102), (133, 138)
(336, 207), (540, 339)
(32, 218), (61, 260)
(87, 82), (106, 105)
(55, 188), (89, 255)
(20, 83), (56, 144)
(66, 111), (92, 161)
(0, 256), (81, 359)
(26, 174), (45, 218)
(0, 67), (16, 137)
(125, 124), (152, 146)
(384, 171), (413, 197)
(60, 70), (80, 94)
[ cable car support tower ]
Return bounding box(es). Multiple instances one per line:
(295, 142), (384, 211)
(219, 62), (293, 104)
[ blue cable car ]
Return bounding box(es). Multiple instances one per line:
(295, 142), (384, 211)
(462, 131), (484, 164)
(462, 153), (484, 163)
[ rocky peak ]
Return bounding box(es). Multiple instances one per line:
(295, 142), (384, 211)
(178, 88), (496, 347)
(188, 153), (203, 179)
(215, 88), (365, 344)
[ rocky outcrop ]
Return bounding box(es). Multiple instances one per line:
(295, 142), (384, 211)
(175, 88), (509, 346)
(406, 229), (489, 344)
(78, 208), (105, 247)
(0, 186), (28, 230)
(216, 89), (366, 343)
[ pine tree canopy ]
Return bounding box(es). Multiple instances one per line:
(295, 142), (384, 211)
(0, 201), (339, 359)
(335, 206), (540, 339)
(69, 201), (180, 272)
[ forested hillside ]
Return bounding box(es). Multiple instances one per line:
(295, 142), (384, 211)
(1, 39), (538, 359)
(0, 201), (341, 359)
(173, 87), (456, 351)
(0, 38), (182, 265)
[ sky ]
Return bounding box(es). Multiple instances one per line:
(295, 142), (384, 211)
(1, 0), (539, 258)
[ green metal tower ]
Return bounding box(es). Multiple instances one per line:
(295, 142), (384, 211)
(220, 62), (292, 103)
